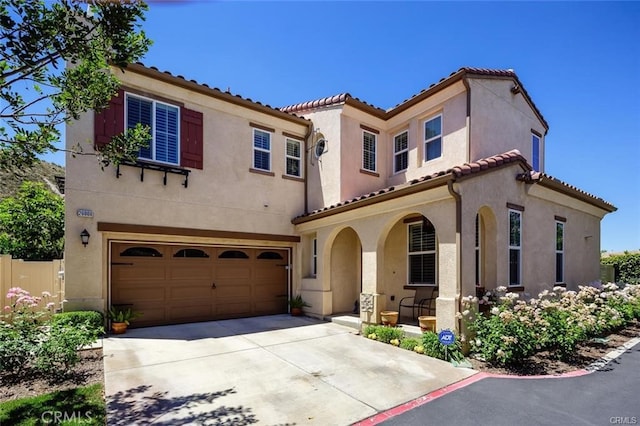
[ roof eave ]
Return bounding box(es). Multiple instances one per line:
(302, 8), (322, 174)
(121, 63), (311, 126)
(292, 174), (451, 225)
(536, 176), (616, 213)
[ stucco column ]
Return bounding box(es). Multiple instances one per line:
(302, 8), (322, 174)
(359, 234), (385, 325)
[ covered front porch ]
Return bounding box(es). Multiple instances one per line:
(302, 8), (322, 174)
(294, 183), (473, 332)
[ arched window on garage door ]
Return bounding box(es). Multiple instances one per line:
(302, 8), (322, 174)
(120, 247), (163, 257)
(218, 250), (249, 259)
(174, 248), (210, 258)
(257, 251), (284, 260)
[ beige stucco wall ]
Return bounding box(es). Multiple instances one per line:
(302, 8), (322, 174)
(302, 107), (343, 212)
(65, 67), (308, 312)
(457, 163), (607, 299)
(468, 78), (546, 170)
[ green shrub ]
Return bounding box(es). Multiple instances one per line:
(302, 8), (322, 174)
(1, 288), (100, 377)
(462, 284), (640, 366)
(35, 322), (100, 374)
(53, 311), (104, 333)
(363, 324), (404, 343)
(421, 331), (464, 362)
(601, 252), (640, 284)
(400, 337), (421, 351)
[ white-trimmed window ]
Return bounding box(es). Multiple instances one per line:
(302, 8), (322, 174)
(362, 130), (377, 172)
(509, 210), (522, 286)
(475, 214), (481, 287)
(424, 115), (442, 162)
(532, 133), (541, 171)
(126, 93), (180, 165)
(285, 138), (302, 177)
(394, 131), (409, 173)
(408, 220), (437, 285)
(253, 129), (271, 171)
(312, 238), (318, 276)
(555, 221), (564, 283)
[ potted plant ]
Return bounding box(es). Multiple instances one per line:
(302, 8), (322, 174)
(289, 295), (310, 316)
(108, 306), (141, 334)
(380, 311), (399, 327)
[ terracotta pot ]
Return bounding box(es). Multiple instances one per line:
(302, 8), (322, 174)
(111, 322), (128, 334)
(290, 307), (303, 316)
(380, 311), (399, 327)
(418, 316), (436, 332)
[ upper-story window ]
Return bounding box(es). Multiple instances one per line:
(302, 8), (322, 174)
(253, 129), (271, 171)
(285, 138), (302, 177)
(532, 133), (541, 171)
(394, 131), (408, 173)
(126, 94), (180, 165)
(362, 130), (377, 172)
(424, 115), (442, 162)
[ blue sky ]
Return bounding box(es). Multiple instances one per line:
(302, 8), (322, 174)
(50, 1), (639, 252)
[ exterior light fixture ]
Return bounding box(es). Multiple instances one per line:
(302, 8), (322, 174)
(80, 229), (90, 247)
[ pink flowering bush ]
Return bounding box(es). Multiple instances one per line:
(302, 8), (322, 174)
(461, 283), (640, 366)
(0, 287), (101, 376)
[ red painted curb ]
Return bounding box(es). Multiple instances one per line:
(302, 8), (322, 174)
(352, 368), (592, 425)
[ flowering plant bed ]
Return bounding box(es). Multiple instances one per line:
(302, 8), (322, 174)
(461, 283), (640, 369)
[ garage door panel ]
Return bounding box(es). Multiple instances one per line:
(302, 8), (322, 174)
(217, 266), (251, 279)
(114, 266), (166, 281)
(112, 243), (288, 327)
(215, 284), (251, 299)
(169, 304), (211, 320)
(169, 285), (211, 300)
(169, 265), (213, 281)
(114, 286), (166, 303)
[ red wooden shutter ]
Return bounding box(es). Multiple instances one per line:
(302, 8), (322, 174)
(94, 89), (125, 149)
(180, 107), (203, 169)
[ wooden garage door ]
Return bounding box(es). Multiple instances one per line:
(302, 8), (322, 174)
(111, 243), (289, 327)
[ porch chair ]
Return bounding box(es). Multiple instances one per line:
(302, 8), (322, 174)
(398, 286), (438, 320)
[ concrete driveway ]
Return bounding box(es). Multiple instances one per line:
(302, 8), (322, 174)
(103, 315), (476, 425)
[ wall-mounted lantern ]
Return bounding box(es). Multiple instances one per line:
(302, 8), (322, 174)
(80, 229), (90, 247)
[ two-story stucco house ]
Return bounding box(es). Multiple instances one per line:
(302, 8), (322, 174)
(65, 64), (615, 330)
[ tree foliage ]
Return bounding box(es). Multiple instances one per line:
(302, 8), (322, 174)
(601, 252), (640, 285)
(0, 181), (64, 260)
(0, 0), (151, 169)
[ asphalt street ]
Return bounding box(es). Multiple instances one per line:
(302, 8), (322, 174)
(381, 343), (640, 426)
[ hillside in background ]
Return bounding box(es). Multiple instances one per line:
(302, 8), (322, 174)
(0, 160), (65, 199)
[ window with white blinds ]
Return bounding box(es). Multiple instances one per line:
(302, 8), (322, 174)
(394, 131), (408, 173)
(362, 131), (377, 172)
(253, 129), (271, 171)
(126, 94), (179, 165)
(408, 220), (437, 285)
(285, 138), (302, 177)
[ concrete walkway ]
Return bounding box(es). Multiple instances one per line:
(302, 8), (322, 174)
(103, 315), (476, 425)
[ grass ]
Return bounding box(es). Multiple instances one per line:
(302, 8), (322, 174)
(0, 383), (105, 425)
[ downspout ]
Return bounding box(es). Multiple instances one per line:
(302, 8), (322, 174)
(447, 178), (462, 328)
(462, 76), (471, 162)
(303, 121), (313, 215)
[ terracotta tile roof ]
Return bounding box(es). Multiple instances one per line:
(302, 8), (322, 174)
(280, 92), (386, 116)
(292, 150), (615, 224)
(279, 67), (548, 130)
(293, 150), (527, 223)
(517, 171), (616, 212)
(124, 63), (311, 125)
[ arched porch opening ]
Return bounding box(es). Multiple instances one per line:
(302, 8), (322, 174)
(381, 213), (438, 324)
(476, 206), (497, 293)
(330, 227), (362, 314)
